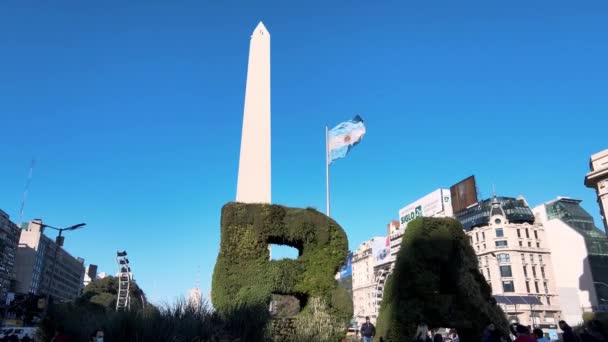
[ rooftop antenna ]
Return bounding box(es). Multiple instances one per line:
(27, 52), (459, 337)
(492, 184), (496, 197)
(19, 159), (36, 224)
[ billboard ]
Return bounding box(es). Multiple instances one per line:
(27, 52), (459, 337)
(372, 237), (391, 266)
(398, 189), (452, 230)
(450, 175), (478, 214)
(338, 252), (352, 278)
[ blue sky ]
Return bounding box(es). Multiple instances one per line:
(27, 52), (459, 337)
(1, 1), (606, 304)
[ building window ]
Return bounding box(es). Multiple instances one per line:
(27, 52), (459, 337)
(536, 242), (540, 248)
(534, 230), (539, 239)
(495, 218), (502, 224)
(526, 281), (531, 293)
(519, 241), (523, 247)
(483, 243), (486, 250)
(535, 282), (540, 293)
(547, 296), (551, 305)
(521, 254), (525, 263)
(496, 240), (508, 248)
(485, 256), (489, 266)
(539, 255), (543, 264)
(528, 241), (532, 247)
(502, 281), (515, 292)
(500, 265), (513, 277)
(469, 236), (473, 244)
(497, 253), (510, 263)
(486, 268), (491, 279)
(532, 266), (537, 278)
(541, 267), (546, 278)
(523, 266), (528, 277)
(525, 228), (530, 238)
(544, 282), (549, 293)
(496, 228), (504, 237)
(476, 232), (479, 243)
(530, 254), (535, 264)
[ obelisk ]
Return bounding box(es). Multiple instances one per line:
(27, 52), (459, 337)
(236, 22), (271, 204)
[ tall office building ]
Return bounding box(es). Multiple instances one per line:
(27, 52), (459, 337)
(585, 149), (608, 232)
(0, 210), (21, 302)
(455, 196), (561, 330)
(352, 237), (390, 325)
(533, 198), (608, 323)
(15, 220), (86, 301)
(83, 264), (99, 288)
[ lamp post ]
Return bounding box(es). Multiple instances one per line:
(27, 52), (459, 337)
(32, 221), (86, 312)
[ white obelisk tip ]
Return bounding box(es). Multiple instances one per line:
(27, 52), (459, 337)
(253, 21), (269, 37)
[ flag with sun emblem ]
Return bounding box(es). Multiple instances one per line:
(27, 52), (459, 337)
(328, 115), (366, 164)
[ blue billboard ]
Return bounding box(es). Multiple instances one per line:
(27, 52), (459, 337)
(339, 252), (352, 278)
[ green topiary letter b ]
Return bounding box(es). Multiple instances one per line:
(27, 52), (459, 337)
(211, 202), (351, 337)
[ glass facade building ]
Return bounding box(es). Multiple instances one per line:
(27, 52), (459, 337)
(545, 198), (608, 304)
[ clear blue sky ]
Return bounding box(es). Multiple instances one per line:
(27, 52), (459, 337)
(1, 1), (607, 304)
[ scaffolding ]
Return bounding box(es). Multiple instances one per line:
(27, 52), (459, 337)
(116, 251), (131, 311)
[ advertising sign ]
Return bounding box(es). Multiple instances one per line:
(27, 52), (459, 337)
(398, 189), (452, 230)
(450, 175), (478, 214)
(372, 237), (390, 266)
(338, 252), (352, 278)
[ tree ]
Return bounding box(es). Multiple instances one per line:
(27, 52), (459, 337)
(80, 276), (148, 310)
(376, 217), (508, 341)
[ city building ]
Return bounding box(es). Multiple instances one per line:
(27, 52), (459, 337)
(584, 149), (608, 232)
(0, 210), (21, 303)
(352, 236), (389, 325)
(389, 189), (453, 263)
(15, 220), (86, 301)
(455, 196), (562, 330)
(533, 197), (608, 323)
(83, 264), (99, 288)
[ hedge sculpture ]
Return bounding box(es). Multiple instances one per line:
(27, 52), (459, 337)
(211, 202), (352, 340)
(376, 217), (508, 341)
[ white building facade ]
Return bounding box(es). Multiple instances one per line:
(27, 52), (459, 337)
(585, 149), (608, 233)
(352, 236), (389, 325)
(456, 196), (562, 330)
(533, 197), (608, 324)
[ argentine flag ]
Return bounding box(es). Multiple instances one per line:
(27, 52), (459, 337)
(328, 115), (366, 164)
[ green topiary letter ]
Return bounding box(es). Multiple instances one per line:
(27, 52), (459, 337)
(211, 202), (352, 340)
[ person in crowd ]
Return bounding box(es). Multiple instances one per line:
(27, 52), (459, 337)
(532, 328), (549, 342)
(580, 319), (605, 342)
(21, 334), (32, 342)
(413, 323), (432, 342)
(360, 317), (376, 342)
(6, 335), (17, 342)
(51, 326), (69, 342)
(509, 323), (535, 342)
(93, 328), (105, 342)
(433, 333), (443, 342)
(483, 323), (502, 342)
(449, 328), (459, 342)
(559, 320), (579, 342)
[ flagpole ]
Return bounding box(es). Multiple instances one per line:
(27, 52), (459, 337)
(326, 125), (330, 217)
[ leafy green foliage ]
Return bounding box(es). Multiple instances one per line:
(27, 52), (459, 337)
(376, 217), (508, 341)
(79, 276), (148, 311)
(39, 298), (269, 342)
(212, 202), (352, 340)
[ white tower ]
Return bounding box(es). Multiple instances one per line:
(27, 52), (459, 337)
(585, 149), (608, 233)
(236, 22), (271, 204)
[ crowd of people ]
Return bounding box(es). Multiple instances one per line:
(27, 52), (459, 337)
(356, 317), (606, 342)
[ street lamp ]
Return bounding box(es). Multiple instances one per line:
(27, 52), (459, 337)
(32, 221), (86, 311)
